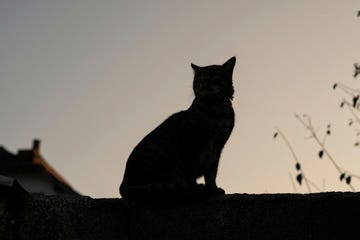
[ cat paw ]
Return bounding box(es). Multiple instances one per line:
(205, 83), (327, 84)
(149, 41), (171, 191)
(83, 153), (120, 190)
(194, 183), (206, 193)
(190, 184), (225, 199)
(206, 187), (225, 195)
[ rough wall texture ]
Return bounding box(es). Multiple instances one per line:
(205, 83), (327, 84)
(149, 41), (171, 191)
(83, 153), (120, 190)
(1, 189), (360, 240)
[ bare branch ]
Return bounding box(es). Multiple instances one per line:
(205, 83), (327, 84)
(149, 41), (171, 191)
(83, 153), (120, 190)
(294, 113), (356, 191)
(275, 127), (312, 193)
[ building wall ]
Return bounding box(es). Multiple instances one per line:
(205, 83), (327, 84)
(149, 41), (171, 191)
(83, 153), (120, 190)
(1, 192), (359, 240)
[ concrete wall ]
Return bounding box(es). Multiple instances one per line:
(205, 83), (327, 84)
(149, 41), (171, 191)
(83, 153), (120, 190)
(1, 190), (360, 240)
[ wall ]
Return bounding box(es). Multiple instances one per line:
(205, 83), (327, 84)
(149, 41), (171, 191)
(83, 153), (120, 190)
(1, 187), (359, 240)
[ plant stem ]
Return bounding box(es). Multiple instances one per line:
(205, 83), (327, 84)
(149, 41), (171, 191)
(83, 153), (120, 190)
(336, 83), (360, 96)
(343, 100), (360, 123)
(304, 176), (322, 192)
(275, 127), (312, 193)
(295, 113), (356, 191)
(289, 172), (298, 193)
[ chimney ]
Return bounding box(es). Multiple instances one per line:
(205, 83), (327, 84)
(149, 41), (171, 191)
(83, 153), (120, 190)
(32, 139), (41, 152)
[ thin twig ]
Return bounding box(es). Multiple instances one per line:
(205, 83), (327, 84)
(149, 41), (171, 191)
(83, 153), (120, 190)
(295, 113), (356, 191)
(289, 172), (298, 193)
(336, 82), (360, 96)
(343, 171), (360, 180)
(304, 176), (322, 192)
(275, 127), (312, 193)
(343, 100), (360, 123)
(275, 128), (300, 163)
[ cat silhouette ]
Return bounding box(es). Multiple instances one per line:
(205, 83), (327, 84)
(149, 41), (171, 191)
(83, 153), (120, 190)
(120, 57), (236, 203)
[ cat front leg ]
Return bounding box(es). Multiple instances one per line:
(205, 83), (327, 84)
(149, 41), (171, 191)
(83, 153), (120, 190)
(204, 156), (225, 195)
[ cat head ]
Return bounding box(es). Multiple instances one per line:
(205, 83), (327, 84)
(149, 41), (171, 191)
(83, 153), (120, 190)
(191, 57), (236, 102)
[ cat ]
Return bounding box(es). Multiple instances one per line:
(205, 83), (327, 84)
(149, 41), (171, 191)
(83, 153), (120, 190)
(120, 57), (236, 203)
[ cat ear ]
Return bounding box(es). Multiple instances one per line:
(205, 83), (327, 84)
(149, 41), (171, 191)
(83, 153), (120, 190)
(222, 56), (236, 73)
(191, 63), (201, 73)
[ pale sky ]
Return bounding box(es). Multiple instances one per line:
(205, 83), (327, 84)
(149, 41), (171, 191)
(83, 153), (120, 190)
(1, 1), (360, 198)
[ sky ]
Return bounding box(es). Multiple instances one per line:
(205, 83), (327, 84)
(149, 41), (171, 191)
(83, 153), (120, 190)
(1, 1), (360, 198)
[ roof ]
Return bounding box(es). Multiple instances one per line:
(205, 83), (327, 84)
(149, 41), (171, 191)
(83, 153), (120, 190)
(0, 174), (27, 195)
(0, 140), (78, 195)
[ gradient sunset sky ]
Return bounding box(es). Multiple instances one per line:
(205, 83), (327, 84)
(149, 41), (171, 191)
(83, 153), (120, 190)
(1, 1), (360, 198)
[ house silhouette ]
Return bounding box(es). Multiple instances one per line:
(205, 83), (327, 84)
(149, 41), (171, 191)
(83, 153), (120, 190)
(0, 139), (79, 195)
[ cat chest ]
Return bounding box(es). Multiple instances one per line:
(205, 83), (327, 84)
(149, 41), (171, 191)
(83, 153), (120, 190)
(196, 119), (233, 165)
(200, 118), (234, 139)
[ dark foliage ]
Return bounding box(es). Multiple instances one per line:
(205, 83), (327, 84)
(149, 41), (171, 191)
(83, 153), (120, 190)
(296, 174), (303, 185)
